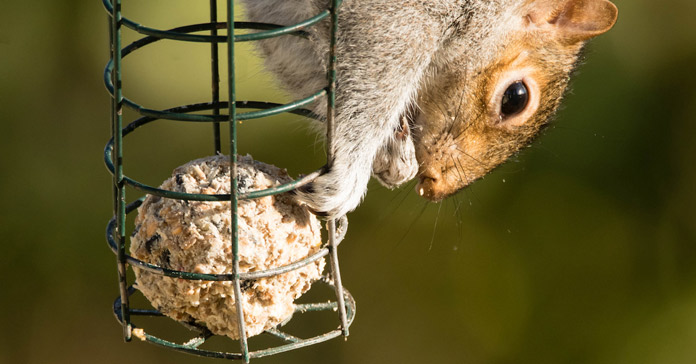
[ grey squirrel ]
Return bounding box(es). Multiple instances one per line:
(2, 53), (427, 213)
(240, 0), (618, 219)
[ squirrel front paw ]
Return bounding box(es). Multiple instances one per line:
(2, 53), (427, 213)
(372, 117), (418, 188)
(294, 163), (370, 220)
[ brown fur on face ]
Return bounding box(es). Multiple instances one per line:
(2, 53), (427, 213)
(413, 0), (617, 201)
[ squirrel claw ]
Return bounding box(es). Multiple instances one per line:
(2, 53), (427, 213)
(292, 163), (369, 220)
(306, 207), (330, 218)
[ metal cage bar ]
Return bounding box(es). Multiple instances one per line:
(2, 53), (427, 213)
(101, 0), (328, 43)
(108, 0), (132, 342)
(105, 201), (348, 281)
(225, 3), (251, 359)
(112, 280), (356, 360)
(210, 0), (222, 154)
(325, 0), (350, 337)
(104, 0), (352, 361)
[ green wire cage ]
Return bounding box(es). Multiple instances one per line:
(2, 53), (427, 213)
(103, 0), (355, 361)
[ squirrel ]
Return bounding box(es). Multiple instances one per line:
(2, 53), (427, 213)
(239, 0), (618, 219)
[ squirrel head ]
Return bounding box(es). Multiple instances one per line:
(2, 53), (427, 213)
(413, 0), (618, 201)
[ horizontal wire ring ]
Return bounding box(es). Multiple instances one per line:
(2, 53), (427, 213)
(112, 280), (355, 359)
(102, 0), (342, 43)
(106, 199), (348, 281)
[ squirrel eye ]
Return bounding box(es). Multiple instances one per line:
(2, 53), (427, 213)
(500, 81), (529, 117)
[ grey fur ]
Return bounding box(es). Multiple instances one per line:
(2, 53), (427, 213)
(239, 0), (616, 219)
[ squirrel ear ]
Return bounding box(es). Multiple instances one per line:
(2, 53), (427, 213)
(527, 0), (618, 42)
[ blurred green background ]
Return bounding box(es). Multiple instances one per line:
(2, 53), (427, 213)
(1, 0), (695, 363)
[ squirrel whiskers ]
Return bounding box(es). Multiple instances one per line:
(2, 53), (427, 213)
(240, 0), (618, 218)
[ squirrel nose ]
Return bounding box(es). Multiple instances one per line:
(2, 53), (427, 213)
(416, 171), (447, 201)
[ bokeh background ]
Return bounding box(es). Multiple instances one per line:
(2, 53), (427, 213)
(1, 0), (695, 363)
